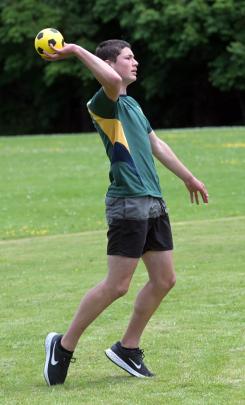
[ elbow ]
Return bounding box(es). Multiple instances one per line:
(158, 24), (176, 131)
(111, 74), (122, 88)
(105, 75), (122, 100)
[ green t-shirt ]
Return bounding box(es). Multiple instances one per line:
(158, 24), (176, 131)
(87, 88), (162, 198)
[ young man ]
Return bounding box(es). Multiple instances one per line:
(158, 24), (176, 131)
(43, 39), (208, 385)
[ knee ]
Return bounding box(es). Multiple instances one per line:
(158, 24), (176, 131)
(114, 284), (129, 298)
(103, 281), (129, 300)
(156, 273), (176, 293)
(167, 273), (176, 290)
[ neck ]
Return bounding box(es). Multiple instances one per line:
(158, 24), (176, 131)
(120, 83), (128, 95)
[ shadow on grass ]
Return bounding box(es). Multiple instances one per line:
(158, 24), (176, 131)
(34, 374), (148, 391)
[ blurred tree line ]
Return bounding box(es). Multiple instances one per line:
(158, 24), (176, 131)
(0, 0), (244, 135)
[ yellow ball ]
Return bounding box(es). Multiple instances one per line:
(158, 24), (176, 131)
(34, 28), (64, 58)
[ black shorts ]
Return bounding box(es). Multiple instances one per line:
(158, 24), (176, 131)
(107, 213), (173, 258)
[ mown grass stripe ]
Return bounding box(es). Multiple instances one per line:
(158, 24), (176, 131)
(0, 215), (244, 246)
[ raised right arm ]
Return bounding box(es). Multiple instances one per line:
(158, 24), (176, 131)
(44, 43), (122, 101)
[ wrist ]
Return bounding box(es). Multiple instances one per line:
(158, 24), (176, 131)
(183, 173), (195, 184)
(70, 44), (81, 55)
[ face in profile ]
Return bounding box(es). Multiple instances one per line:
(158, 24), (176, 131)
(109, 47), (139, 85)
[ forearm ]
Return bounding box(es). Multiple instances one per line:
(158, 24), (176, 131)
(150, 131), (209, 204)
(152, 136), (193, 182)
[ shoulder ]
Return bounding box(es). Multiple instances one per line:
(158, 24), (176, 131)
(87, 87), (117, 118)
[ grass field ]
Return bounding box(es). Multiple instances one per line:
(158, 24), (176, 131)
(0, 128), (244, 404)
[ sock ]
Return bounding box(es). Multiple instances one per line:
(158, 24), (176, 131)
(58, 338), (74, 355)
(120, 342), (138, 350)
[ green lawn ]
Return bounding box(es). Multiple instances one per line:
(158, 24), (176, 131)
(0, 128), (244, 404)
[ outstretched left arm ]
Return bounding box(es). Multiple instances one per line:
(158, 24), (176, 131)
(149, 131), (209, 204)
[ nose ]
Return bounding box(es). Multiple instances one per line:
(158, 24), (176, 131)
(133, 58), (138, 67)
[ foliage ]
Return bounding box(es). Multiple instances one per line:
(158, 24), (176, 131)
(0, 0), (245, 134)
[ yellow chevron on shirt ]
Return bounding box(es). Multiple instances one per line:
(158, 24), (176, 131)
(88, 109), (129, 151)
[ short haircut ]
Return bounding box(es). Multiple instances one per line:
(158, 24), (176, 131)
(96, 39), (131, 62)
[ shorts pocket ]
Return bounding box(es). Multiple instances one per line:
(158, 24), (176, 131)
(105, 197), (125, 221)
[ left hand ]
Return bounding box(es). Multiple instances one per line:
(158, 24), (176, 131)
(185, 176), (209, 204)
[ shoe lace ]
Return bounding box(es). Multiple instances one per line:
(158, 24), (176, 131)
(60, 354), (76, 364)
(132, 348), (145, 362)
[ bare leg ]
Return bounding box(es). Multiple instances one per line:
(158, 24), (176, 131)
(61, 256), (139, 351)
(121, 250), (176, 348)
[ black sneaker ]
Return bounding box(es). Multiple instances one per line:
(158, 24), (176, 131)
(44, 332), (74, 386)
(105, 341), (154, 378)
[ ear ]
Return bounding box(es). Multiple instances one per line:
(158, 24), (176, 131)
(105, 59), (114, 67)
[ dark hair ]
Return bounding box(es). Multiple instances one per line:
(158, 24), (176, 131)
(96, 39), (131, 62)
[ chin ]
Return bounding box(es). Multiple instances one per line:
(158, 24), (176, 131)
(129, 76), (137, 83)
(124, 76), (137, 86)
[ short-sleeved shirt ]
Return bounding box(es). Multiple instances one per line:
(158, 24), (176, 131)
(87, 88), (162, 198)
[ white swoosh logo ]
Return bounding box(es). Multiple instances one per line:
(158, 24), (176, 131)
(51, 342), (58, 366)
(129, 358), (142, 370)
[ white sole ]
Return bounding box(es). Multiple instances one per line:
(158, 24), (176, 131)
(105, 348), (146, 378)
(44, 332), (58, 386)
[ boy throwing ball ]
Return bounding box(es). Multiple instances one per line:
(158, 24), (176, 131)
(43, 39), (208, 385)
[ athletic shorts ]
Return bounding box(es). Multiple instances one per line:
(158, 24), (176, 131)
(105, 196), (173, 258)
